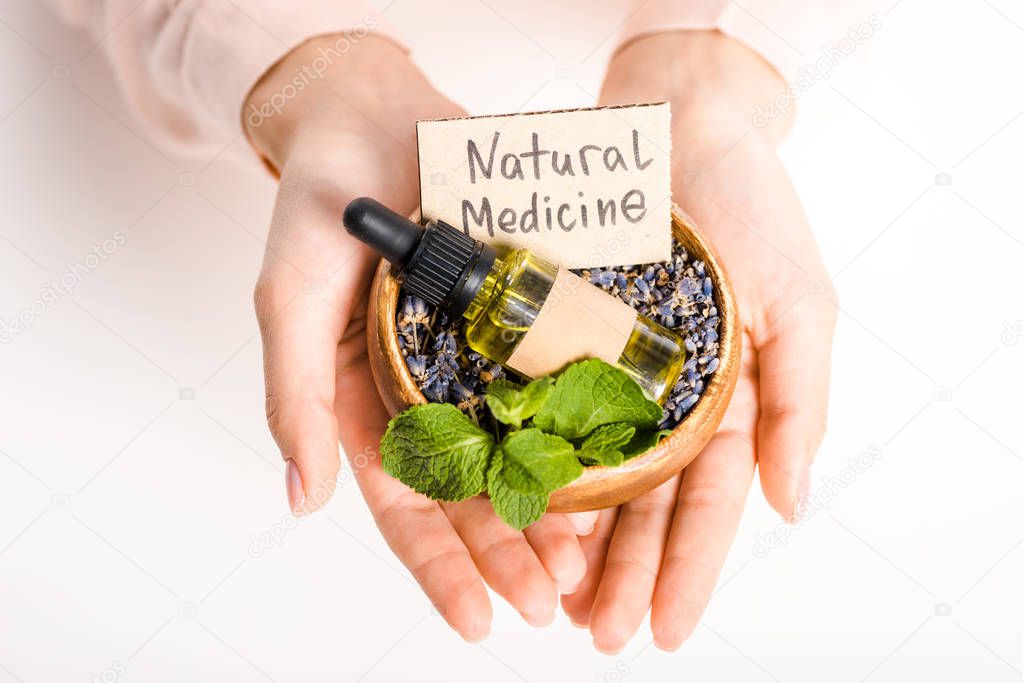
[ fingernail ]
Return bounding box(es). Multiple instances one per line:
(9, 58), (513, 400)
(567, 511), (597, 535)
(557, 578), (581, 595)
(654, 636), (682, 652)
(286, 459), (306, 516)
(521, 606), (555, 627)
(593, 637), (625, 655)
(789, 468), (811, 523)
(570, 618), (588, 629)
(461, 618), (490, 643)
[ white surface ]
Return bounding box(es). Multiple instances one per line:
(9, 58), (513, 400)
(2, 1), (1023, 681)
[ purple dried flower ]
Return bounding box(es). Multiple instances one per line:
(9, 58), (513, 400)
(407, 355), (428, 380)
(589, 269), (616, 287)
(449, 381), (471, 400)
(480, 364), (503, 383)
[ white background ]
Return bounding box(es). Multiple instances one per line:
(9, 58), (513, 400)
(2, 1), (1022, 681)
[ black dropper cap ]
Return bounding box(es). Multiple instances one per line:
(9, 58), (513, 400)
(343, 197), (497, 317)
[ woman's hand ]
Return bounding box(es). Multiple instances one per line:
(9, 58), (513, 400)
(561, 30), (838, 652)
(246, 34), (597, 642)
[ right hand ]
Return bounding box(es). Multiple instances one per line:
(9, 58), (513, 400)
(560, 31), (838, 652)
(245, 34), (598, 641)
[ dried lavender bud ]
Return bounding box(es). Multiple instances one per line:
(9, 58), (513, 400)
(407, 355), (428, 380)
(589, 269), (616, 287)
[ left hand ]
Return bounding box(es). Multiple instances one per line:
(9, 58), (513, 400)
(246, 34), (598, 642)
(562, 30), (838, 652)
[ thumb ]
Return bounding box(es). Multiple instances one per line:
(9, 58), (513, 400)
(255, 183), (362, 516)
(256, 272), (346, 516)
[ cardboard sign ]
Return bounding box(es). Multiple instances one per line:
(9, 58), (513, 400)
(416, 103), (672, 269)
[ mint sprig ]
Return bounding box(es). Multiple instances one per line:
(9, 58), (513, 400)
(380, 359), (673, 529)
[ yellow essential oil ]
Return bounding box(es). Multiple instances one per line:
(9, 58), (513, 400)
(462, 250), (685, 403)
(343, 197), (686, 404)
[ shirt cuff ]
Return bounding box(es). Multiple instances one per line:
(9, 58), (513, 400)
(616, 0), (885, 84)
(616, 0), (795, 80)
(96, 1), (402, 161)
(210, 2), (403, 146)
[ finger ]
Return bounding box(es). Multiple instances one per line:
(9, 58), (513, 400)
(256, 187), (356, 515)
(363, 489), (493, 641)
(588, 475), (680, 654)
(336, 357), (493, 642)
(756, 292), (837, 519)
(560, 508), (619, 627)
(258, 285), (343, 515)
(442, 497), (559, 626)
(523, 513), (588, 594)
(650, 431), (755, 651)
(565, 510), (599, 535)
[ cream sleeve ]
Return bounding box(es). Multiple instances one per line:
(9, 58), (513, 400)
(616, 0), (886, 82)
(45, 0), (399, 157)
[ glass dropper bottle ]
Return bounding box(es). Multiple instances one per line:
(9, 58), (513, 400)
(343, 197), (685, 404)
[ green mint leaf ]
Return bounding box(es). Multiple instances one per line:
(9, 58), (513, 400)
(621, 428), (675, 460)
(575, 423), (635, 467)
(533, 359), (663, 440)
(498, 428), (583, 494)
(381, 403), (493, 501)
(487, 445), (549, 530)
(486, 377), (555, 428)
(486, 429), (584, 530)
(580, 423), (636, 450)
(577, 449), (624, 467)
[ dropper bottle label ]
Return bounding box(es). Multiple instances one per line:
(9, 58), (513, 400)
(505, 269), (637, 378)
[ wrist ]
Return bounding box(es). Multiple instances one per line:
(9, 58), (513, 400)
(604, 30), (791, 145)
(243, 33), (436, 172)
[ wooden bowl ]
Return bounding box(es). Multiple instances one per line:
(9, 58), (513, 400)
(367, 207), (741, 512)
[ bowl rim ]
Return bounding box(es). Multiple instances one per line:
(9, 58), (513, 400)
(369, 205), (741, 512)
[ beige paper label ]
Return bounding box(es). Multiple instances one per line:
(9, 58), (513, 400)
(506, 269), (638, 378)
(417, 103), (672, 268)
